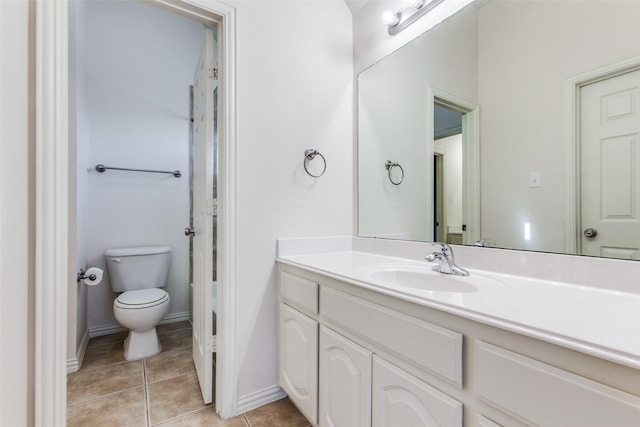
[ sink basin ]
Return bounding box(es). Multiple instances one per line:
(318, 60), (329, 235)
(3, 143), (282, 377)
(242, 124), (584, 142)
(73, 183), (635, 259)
(358, 264), (504, 294)
(370, 268), (477, 293)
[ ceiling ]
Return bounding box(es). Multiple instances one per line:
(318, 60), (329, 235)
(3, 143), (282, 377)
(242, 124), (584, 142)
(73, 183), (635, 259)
(344, 0), (371, 14)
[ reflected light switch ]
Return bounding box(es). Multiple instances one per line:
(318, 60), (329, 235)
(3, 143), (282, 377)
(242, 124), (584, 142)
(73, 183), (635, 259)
(529, 171), (541, 188)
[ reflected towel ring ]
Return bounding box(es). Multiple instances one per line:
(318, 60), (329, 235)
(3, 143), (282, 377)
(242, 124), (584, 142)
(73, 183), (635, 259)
(304, 149), (326, 178)
(385, 160), (404, 185)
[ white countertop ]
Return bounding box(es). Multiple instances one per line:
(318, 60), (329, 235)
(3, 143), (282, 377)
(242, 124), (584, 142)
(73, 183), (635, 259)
(277, 249), (640, 370)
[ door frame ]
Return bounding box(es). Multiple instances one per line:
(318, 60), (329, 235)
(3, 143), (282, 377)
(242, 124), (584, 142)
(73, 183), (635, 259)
(34, 0), (238, 423)
(563, 55), (640, 255)
(433, 150), (446, 243)
(427, 88), (480, 245)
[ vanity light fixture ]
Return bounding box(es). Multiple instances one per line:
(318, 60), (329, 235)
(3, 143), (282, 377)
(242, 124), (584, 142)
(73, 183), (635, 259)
(381, 10), (400, 26)
(382, 0), (446, 36)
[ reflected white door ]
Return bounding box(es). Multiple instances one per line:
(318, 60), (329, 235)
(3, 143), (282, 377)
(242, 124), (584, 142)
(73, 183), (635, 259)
(192, 28), (215, 404)
(580, 69), (640, 259)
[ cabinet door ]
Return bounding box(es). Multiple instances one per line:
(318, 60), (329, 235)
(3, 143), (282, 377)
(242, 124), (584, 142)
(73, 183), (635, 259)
(319, 326), (372, 427)
(372, 356), (463, 427)
(279, 303), (318, 425)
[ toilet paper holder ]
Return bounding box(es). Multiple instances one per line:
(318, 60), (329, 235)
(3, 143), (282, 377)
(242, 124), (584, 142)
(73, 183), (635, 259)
(77, 268), (97, 283)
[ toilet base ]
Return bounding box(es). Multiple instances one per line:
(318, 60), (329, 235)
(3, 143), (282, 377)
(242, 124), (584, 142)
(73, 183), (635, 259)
(123, 327), (162, 360)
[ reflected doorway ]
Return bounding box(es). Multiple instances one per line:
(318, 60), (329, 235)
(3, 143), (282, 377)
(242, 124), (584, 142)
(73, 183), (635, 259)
(433, 101), (465, 245)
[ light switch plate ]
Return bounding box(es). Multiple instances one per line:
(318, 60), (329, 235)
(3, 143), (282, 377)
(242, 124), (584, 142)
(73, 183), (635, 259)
(529, 171), (541, 188)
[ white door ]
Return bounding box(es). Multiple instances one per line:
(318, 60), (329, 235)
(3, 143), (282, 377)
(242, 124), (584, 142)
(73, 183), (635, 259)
(192, 28), (215, 404)
(319, 326), (372, 427)
(580, 69), (640, 259)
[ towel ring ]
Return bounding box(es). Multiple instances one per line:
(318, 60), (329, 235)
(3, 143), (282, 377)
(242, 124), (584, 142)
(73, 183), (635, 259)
(304, 149), (326, 178)
(385, 160), (404, 185)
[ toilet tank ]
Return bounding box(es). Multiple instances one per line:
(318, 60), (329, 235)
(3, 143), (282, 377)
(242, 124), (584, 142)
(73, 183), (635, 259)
(104, 246), (172, 292)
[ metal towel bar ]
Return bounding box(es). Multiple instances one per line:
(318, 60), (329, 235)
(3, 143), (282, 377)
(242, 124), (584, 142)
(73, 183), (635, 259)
(385, 160), (404, 185)
(95, 164), (181, 178)
(303, 149), (326, 178)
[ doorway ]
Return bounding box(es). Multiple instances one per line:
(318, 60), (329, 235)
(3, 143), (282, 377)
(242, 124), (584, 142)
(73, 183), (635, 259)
(433, 103), (463, 245)
(428, 90), (480, 245)
(37, 0), (237, 421)
(70, 0), (218, 404)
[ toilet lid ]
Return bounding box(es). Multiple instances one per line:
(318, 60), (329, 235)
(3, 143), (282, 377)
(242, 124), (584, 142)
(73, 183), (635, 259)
(115, 289), (168, 308)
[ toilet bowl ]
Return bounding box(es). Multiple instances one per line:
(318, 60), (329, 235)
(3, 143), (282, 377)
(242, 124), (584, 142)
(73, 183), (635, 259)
(105, 245), (172, 361)
(113, 288), (170, 360)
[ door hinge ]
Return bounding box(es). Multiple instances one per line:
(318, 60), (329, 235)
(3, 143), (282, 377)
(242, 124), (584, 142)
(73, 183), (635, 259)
(206, 335), (217, 353)
(207, 198), (218, 216)
(208, 63), (218, 80)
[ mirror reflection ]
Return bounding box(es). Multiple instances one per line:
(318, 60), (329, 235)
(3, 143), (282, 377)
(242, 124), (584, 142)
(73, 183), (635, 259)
(358, 0), (640, 260)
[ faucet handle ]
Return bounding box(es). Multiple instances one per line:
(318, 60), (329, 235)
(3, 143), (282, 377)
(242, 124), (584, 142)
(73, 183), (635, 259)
(432, 242), (452, 255)
(425, 252), (441, 262)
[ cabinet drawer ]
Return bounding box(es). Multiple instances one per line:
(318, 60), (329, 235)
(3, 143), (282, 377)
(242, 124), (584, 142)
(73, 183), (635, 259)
(321, 287), (463, 386)
(280, 271), (318, 314)
(476, 341), (640, 426)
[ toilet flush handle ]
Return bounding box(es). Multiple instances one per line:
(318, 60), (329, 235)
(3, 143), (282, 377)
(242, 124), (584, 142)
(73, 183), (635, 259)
(110, 258), (122, 263)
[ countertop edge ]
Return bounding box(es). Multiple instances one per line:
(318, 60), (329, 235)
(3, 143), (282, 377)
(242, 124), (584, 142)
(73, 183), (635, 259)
(276, 257), (640, 370)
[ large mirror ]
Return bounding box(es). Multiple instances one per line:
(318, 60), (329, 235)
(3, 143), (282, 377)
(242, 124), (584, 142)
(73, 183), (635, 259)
(358, 0), (640, 260)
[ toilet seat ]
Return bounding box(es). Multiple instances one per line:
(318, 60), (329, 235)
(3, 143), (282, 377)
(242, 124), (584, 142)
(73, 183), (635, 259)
(115, 288), (169, 310)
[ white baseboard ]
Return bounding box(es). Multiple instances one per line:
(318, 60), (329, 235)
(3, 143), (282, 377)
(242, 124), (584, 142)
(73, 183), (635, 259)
(66, 329), (90, 373)
(236, 385), (287, 415)
(66, 359), (79, 373)
(88, 323), (127, 338)
(88, 311), (191, 338)
(158, 311), (190, 326)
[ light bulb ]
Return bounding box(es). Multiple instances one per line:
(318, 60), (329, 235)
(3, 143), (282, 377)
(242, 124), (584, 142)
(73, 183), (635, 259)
(405, 0), (426, 9)
(381, 10), (400, 26)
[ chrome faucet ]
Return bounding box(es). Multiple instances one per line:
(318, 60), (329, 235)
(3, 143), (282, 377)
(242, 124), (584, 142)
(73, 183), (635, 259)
(425, 242), (469, 276)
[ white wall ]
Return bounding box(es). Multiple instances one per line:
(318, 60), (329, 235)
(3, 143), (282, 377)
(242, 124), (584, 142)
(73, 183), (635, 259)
(77, 1), (204, 330)
(228, 0), (353, 403)
(0, 1), (34, 424)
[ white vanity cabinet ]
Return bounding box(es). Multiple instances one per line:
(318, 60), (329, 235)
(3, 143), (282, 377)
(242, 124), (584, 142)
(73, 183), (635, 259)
(475, 341), (640, 426)
(319, 326), (372, 427)
(372, 356), (463, 427)
(278, 303), (318, 424)
(279, 267), (465, 427)
(278, 272), (320, 425)
(277, 264), (640, 427)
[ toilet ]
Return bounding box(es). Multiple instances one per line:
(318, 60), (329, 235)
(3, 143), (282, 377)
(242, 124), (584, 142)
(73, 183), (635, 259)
(105, 245), (172, 360)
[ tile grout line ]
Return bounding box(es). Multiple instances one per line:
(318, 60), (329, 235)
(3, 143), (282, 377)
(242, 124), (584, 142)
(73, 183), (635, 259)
(66, 384), (145, 409)
(242, 413), (252, 427)
(143, 358), (152, 427)
(151, 406), (213, 426)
